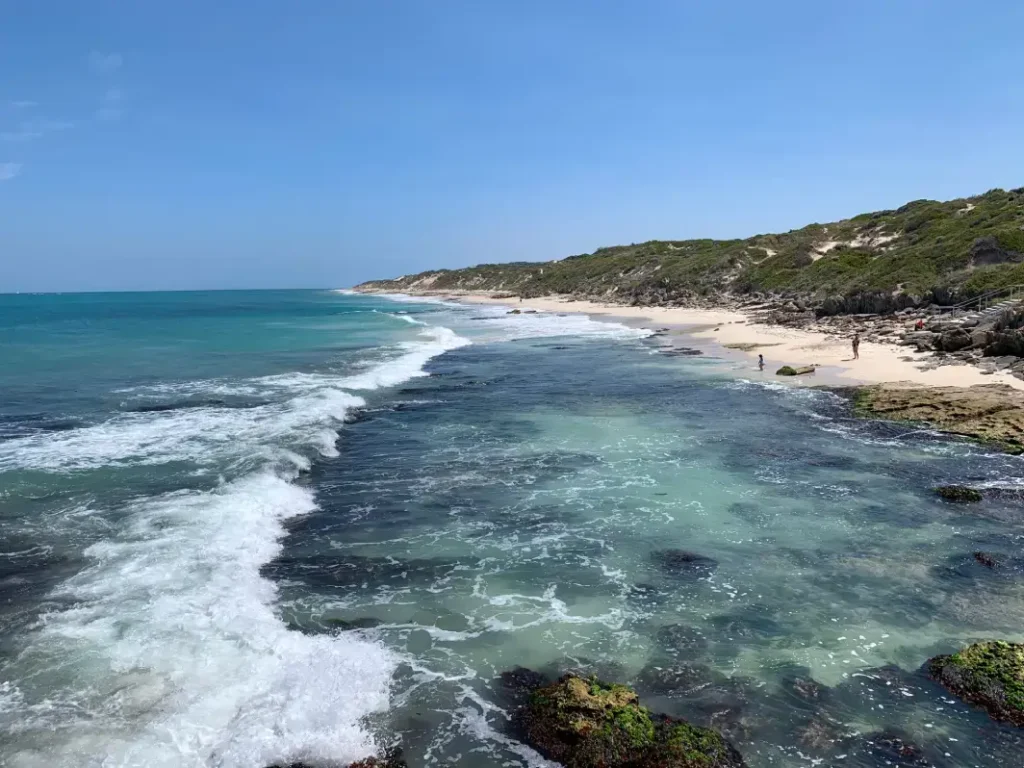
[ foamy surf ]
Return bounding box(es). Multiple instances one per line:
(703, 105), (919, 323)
(4, 472), (393, 768)
(0, 317), (472, 767)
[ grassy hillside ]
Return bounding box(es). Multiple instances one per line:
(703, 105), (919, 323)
(358, 188), (1024, 313)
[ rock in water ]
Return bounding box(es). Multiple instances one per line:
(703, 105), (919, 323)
(652, 549), (718, 578)
(265, 754), (407, 768)
(935, 485), (983, 503)
(927, 641), (1024, 726)
(973, 551), (999, 568)
(776, 365), (815, 376)
(514, 675), (746, 768)
(497, 666), (550, 706)
(845, 729), (934, 767)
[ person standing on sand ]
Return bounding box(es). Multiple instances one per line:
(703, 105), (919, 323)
(852, 333), (860, 360)
(758, 354), (765, 371)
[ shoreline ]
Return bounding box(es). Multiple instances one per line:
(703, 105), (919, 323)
(354, 287), (1024, 453)
(366, 288), (1024, 391)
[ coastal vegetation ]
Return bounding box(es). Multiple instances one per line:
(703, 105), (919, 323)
(358, 188), (1024, 314)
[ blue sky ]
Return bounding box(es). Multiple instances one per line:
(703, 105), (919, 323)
(1, 0), (1022, 292)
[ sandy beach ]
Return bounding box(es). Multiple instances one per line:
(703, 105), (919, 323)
(405, 291), (1024, 391)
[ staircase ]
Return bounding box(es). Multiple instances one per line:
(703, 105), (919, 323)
(954, 298), (1024, 327)
(940, 285), (1024, 328)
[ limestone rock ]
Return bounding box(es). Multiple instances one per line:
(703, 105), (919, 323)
(901, 331), (937, 351)
(970, 328), (993, 348)
(935, 328), (972, 352)
(852, 384), (1024, 454)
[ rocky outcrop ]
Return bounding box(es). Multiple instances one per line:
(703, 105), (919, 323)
(816, 291), (921, 317)
(927, 641), (1024, 726)
(985, 329), (1024, 357)
(934, 328), (972, 352)
(513, 675), (746, 768)
(776, 365), (815, 376)
(901, 331), (937, 351)
(934, 485), (983, 503)
(970, 235), (1024, 266)
(852, 384), (1024, 454)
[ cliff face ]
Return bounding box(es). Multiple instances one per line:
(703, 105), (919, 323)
(357, 188), (1024, 314)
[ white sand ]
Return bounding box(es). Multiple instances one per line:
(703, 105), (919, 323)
(432, 292), (1024, 391)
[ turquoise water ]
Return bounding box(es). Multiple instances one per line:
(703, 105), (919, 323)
(1, 291), (1023, 767)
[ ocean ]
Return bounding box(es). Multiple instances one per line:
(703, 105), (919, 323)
(1, 289), (1022, 768)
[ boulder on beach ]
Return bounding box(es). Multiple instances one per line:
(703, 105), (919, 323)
(901, 331), (937, 351)
(934, 485), (983, 503)
(513, 675), (746, 768)
(927, 640), (1024, 726)
(776, 365), (815, 376)
(935, 328), (972, 352)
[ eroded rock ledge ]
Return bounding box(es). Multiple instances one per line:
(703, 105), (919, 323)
(851, 383), (1024, 453)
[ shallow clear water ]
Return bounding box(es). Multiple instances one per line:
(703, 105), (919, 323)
(2, 291), (1023, 768)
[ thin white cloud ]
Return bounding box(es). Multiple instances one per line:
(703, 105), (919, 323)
(9, 100), (38, 109)
(0, 162), (22, 181)
(88, 51), (123, 74)
(0, 119), (74, 142)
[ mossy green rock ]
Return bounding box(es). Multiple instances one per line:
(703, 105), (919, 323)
(516, 675), (745, 767)
(928, 641), (1024, 726)
(935, 485), (983, 503)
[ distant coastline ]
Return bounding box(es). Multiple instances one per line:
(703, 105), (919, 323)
(356, 286), (1024, 454)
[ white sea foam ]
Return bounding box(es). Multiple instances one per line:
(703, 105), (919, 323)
(373, 292), (463, 307)
(0, 319), (473, 767)
(342, 326), (471, 390)
(0, 389), (366, 472)
(4, 473), (393, 768)
(0, 325), (470, 473)
(455, 303), (650, 343)
(389, 312), (428, 326)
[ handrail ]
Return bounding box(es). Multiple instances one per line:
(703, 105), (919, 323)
(938, 284), (1024, 313)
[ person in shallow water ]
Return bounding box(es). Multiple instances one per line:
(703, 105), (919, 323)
(758, 354), (765, 371)
(852, 333), (860, 360)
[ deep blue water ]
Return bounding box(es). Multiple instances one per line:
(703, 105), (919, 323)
(1, 290), (1023, 768)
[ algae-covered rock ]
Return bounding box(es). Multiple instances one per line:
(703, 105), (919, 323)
(851, 383), (1024, 454)
(776, 365), (814, 376)
(515, 675), (746, 767)
(927, 640), (1024, 726)
(935, 485), (983, 503)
